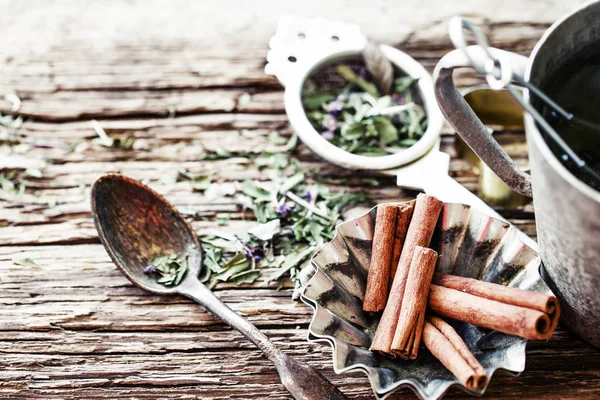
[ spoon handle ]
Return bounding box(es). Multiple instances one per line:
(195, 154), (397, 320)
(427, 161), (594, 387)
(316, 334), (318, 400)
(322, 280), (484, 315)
(177, 278), (347, 400)
(177, 277), (280, 360)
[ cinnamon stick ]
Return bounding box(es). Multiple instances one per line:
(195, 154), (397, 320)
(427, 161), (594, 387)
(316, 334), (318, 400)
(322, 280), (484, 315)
(428, 284), (554, 340)
(391, 246), (438, 359)
(363, 205), (398, 312)
(410, 310), (425, 360)
(423, 320), (487, 390)
(389, 202), (415, 286)
(370, 194), (443, 355)
(433, 273), (560, 332)
(427, 316), (487, 380)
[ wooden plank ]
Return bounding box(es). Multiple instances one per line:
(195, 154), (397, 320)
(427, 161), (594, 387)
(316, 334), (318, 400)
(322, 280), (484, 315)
(0, 1), (583, 120)
(0, 243), (597, 397)
(0, 327), (597, 399)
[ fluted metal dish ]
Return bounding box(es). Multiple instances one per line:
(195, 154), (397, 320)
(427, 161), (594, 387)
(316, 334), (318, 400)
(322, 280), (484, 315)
(300, 201), (554, 399)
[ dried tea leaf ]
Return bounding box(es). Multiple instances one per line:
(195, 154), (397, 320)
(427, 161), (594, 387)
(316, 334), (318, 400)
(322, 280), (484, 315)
(192, 176), (212, 191)
(268, 131), (289, 145)
(240, 129), (257, 138)
(285, 132), (299, 151)
(249, 219), (281, 241)
(13, 258), (39, 268)
(267, 245), (315, 283)
(337, 65), (379, 98)
(216, 214), (231, 226)
(373, 117), (398, 145)
(145, 254), (188, 286)
(362, 177), (381, 186)
(395, 76), (417, 92)
(303, 93), (336, 110)
(177, 170), (212, 191)
(199, 148), (233, 160)
(254, 152), (289, 170)
(237, 92), (252, 107)
(241, 180), (271, 201)
(24, 168), (43, 179)
(214, 261), (249, 282)
(279, 172), (305, 194)
(173, 260), (188, 285)
(204, 183), (236, 199)
(232, 269), (262, 285)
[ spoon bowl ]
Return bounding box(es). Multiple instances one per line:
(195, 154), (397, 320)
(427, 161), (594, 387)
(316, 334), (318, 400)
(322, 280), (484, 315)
(92, 174), (201, 295)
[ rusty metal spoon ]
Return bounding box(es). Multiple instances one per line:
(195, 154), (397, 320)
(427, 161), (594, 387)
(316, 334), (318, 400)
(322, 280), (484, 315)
(91, 174), (346, 400)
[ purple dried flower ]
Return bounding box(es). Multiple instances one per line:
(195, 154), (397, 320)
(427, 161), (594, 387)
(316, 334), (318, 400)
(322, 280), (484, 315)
(321, 130), (335, 141)
(392, 93), (406, 104)
(276, 202), (295, 218)
(322, 114), (337, 132)
(359, 67), (370, 80)
(246, 244), (261, 253)
(304, 190), (313, 202)
(244, 243), (264, 262)
(144, 265), (157, 274)
(323, 98), (343, 116)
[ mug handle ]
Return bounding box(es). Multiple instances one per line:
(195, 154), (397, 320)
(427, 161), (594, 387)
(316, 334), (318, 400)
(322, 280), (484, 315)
(433, 46), (533, 197)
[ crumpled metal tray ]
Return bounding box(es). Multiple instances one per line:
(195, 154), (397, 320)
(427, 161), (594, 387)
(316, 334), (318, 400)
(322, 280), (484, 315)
(300, 201), (554, 399)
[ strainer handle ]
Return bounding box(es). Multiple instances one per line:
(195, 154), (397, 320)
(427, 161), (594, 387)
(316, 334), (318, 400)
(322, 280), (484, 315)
(433, 47), (533, 197)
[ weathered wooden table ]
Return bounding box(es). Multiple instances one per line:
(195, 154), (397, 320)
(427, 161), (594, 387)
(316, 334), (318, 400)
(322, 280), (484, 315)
(1, 1), (599, 398)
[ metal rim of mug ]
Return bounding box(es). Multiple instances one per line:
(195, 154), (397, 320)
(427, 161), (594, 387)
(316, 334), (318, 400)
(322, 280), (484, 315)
(523, 0), (600, 200)
(283, 45), (445, 171)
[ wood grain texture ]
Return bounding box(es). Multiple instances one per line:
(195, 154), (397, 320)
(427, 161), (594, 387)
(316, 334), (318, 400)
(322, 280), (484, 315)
(1, 0), (598, 398)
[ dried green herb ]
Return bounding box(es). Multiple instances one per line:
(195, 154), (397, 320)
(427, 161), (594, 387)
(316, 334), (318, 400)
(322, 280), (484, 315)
(90, 120), (136, 149)
(362, 177), (381, 186)
(197, 168), (371, 290)
(13, 258), (39, 268)
(166, 129), (372, 291)
(216, 214), (231, 226)
(0, 106), (24, 146)
(24, 168), (43, 179)
(198, 236), (263, 289)
(177, 169), (212, 191)
(198, 148), (233, 160)
(268, 131), (289, 145)
(0, 170), (27, 197)
(254, 152), (289, 169)
(0, 114), (22, 130)
(0, 115), (23, 146)
(144, 254), (188, 286)
(237, 92), (252, 107)
(302, 62), (427, 156)
(240, 129), (257, 139)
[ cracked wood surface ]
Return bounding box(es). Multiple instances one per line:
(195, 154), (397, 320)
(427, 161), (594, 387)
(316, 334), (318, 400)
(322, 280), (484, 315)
(1, 0), (599, 399)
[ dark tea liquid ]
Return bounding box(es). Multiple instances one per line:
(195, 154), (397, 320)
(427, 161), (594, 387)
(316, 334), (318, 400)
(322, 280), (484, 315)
(539, 50), (600, 191)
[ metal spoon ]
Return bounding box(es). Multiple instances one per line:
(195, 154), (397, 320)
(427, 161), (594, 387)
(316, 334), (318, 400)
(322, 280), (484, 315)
(91, 174), (346, 400)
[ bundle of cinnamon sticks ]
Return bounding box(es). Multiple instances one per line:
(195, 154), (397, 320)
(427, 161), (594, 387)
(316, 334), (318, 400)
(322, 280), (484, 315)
(363, 194), (560, 389)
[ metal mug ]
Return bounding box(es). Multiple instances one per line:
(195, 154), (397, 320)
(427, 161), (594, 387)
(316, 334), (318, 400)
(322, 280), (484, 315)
(433, 1), (600, 346)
